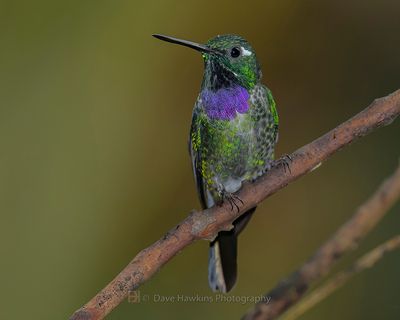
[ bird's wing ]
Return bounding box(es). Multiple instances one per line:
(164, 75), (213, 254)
(264, 85), (279, 144)
(188, 104), (208, 209)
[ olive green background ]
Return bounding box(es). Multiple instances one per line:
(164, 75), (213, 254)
(1, 1), (399, 319)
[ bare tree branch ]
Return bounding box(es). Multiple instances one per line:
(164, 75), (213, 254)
(243, 163), (400, 320)
(70, 90), (400, 320)
(279, 235), (400, 320)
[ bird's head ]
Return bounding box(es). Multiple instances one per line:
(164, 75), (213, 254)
(153, 34), (261, 91)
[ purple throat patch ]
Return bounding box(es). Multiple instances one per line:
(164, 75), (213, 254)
(201, 86), (250, 120)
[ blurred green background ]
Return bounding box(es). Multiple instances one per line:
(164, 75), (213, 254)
(1, 0), (399, 319)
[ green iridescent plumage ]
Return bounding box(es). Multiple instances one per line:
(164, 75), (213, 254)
(188, 34), (278, 206)
(154, 33), (279, 293)
(190, 84), (278, 204)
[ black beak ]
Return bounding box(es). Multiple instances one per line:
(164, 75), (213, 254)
(152, 34), (216, 54)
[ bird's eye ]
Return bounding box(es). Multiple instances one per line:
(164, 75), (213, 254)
(230, 47), (241, 58)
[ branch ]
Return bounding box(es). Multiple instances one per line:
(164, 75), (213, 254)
(70, 89), (400, 320)
(279, 235), (400, 320)
(243, 163), (400, 320)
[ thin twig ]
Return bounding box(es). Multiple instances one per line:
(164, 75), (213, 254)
(243, 164), (400, 320)
(279, 235), (400, 320)
(70, 90), (400, 320)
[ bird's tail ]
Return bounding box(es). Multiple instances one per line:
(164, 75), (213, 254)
(208, 207), (256, 293)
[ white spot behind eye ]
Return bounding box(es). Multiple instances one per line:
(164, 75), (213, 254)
(241, 47), (252, 56)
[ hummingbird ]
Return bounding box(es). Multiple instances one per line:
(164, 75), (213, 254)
(153, 34), (279, 293)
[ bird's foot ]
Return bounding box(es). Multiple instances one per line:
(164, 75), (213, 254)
(272, 154), (293, 174)
(218, 190), (244, 212)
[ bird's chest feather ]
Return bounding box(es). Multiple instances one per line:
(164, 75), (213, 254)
(197, 86), (265, 158)
(200, 85), (250, 120)
(199, 114), (253, 193)
(197, 103), (257, 185)
(191, 85), (274, 193)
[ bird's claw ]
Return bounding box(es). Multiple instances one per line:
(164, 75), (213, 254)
(273, 154), (293, 174)
(220, 191), (243, 212)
